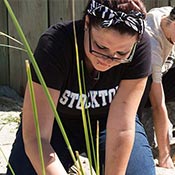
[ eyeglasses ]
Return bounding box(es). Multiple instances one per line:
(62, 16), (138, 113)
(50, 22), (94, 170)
(88, 28), (137, 64)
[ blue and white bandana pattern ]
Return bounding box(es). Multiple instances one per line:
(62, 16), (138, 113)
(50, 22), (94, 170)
(87, 0), (144, 35)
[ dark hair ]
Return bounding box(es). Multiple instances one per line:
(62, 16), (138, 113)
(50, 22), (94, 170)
(170, 7), (175, 20)
(83, 0), (146, 36)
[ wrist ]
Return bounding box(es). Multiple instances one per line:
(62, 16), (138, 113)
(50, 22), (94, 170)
(158, 143), (170, 156)
(159, 149), (171, 161)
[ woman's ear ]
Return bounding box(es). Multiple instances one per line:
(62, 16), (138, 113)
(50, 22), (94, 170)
(171, 21), (175, 32)
(173, 21), (175, 27)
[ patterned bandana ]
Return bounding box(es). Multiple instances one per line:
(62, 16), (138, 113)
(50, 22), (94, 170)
(87, 0), (144, 35)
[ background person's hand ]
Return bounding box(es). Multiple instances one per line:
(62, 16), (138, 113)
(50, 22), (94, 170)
(158, 154), (175, 169)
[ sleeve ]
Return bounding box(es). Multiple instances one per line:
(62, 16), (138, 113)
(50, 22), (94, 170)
(30, 25), (72, 90)
(151, 44), (163, 83)
(150, 38), (163, 83)
(162, 46), (175, 72)
(122, 31), (152, 79)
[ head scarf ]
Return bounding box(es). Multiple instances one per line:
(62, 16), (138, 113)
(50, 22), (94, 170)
(87, 0), (144, 35)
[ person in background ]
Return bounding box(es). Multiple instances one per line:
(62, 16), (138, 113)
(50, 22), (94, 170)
(140, 6), (175, 169)
(6, 0), (156, 175)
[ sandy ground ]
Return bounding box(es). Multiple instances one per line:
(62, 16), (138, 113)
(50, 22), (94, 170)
(0, 111), (20, 174)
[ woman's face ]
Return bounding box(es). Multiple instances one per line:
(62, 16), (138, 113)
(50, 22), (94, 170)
(84, 20), (138, 72)
(169, 21), (175, 44)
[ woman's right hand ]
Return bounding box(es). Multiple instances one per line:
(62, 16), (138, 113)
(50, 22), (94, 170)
(22, 82), (67, 175)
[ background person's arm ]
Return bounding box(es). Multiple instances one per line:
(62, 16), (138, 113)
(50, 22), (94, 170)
(23, 82), (67, 175)
(105, 77), (147, 175)
(149, 81), (174, 168)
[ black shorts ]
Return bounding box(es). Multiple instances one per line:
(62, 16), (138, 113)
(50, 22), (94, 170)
(162, 67), (175, 102)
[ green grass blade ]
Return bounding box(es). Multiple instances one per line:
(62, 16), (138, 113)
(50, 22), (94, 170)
(0, 43), (27, 52)
(25, 60), (46, 175)
(3, 0), (76, 165)
(96, 121), (100, 175)
(72, 1), (94, 175)
(0, 31), (23, 45)
(81, 61), (97, 168)
(0, 147), (15, 175)
(75, 151), (85, 175)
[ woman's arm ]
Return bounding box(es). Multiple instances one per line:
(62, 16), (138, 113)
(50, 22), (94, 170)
(22, 82), (67, 175)
(149, 81), (174, 168)
(105, 77), (147, 175)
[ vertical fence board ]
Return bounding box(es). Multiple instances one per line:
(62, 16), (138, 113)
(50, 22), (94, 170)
(157, 0), (169, 6)
(170, 0), (175, 5)
(145, 0), (171, 10)
(0, 1), (9, 85)
(8, 0), (48, 96)
(144, 1), (155, 11)
(49, 0), (89, 25)
(49, 0), (70, 25)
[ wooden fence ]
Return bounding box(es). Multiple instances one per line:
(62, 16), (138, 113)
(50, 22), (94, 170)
(0, 0), (175, 96)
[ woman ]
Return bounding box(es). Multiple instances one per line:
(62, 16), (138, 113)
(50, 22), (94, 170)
(140, 6), (175, 169)
(7, 0), (155, 174)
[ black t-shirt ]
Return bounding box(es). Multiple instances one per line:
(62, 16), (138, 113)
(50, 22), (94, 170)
(31, 20), (151, 121)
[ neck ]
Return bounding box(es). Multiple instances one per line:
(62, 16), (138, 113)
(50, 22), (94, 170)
(85, 57), (100, 80)
(85, 56), (94, 72)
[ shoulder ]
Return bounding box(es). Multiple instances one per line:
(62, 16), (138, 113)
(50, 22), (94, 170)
(147, 6), (172, 16)
(135, 31), (151, 64)
(122, 31), (152, 79)
(146, 6), (172, 27)
(132, 31), (151, 61)
(136, 31), (151, 53)
(38, 20), (84, 48)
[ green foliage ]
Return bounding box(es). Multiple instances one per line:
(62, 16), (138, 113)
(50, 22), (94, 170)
(1, 0), (100, 174)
